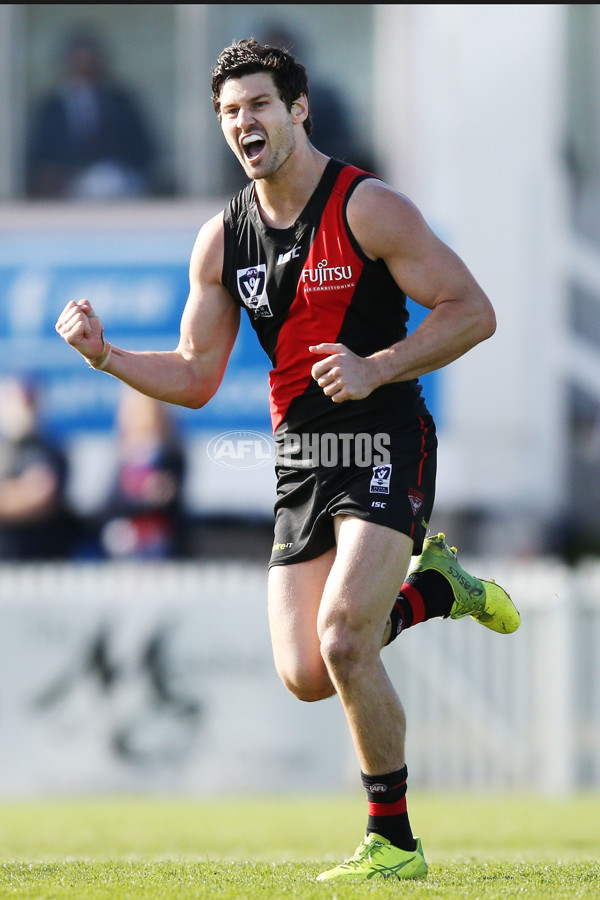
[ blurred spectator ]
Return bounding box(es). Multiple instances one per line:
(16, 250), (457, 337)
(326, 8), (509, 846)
(26, 28), (157, 200)
(0, 376), (73, 560)
(97, 387), (187, 559)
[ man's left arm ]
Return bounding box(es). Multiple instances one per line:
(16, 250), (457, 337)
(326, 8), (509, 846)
(310, 179), (496, 403)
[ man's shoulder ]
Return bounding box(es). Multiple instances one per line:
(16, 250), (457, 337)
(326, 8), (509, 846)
(346, 177), (427, 262)
(190, 211), (227, 279)
(194, 210), (226, 251)
(349, 174), (398, 201)
(347, 177), (417, 223)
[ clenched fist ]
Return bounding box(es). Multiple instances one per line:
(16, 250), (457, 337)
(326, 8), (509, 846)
(309, 342), (381, 403)
(55, 298), (106, 364)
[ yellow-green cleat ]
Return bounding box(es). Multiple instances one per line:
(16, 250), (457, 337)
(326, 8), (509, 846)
(412, 532), (520, 634)
(316, 833), (428, 882)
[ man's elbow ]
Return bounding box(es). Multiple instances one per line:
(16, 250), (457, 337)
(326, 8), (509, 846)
(181, 395), (207, 411)
(180, 386), (216, 410)
(481, 308), (497, 342)
(473, 299), (497, 344)
(174, 350), (222, 409)
(179, 374), (222, 410)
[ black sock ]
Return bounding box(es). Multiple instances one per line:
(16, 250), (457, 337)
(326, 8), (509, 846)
(387, 570), (454, 644)
(361, 765), (416, 851)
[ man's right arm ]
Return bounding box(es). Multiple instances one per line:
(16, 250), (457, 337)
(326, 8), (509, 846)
(55, 213), (241, 409)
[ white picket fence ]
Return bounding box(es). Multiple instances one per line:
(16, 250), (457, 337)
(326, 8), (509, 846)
(0, 558), (598, 795)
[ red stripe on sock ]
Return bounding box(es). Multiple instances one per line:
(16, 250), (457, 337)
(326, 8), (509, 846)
(368, 797), (408, 817)
(400, 582), (426, 625)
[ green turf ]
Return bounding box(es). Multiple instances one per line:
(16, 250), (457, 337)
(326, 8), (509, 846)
(0, 792), (598, 898)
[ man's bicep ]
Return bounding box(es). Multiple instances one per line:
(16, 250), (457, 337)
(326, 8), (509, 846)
(178, 280), (240, 370)
(178, 215), (241, 375)
(386, 226), (480, 311)
(350, 182), (483, 309)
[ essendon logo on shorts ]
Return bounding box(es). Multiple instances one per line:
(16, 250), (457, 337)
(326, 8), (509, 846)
(370, 464), (392, 494)
(408, 488), (424, 516)
(237, 264), (273, 317)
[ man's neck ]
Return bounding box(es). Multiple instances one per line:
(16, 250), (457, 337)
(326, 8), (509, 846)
(254, 147), (330, 230)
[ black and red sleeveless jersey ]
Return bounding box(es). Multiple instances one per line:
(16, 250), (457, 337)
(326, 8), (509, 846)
(222, 158), (429, 437)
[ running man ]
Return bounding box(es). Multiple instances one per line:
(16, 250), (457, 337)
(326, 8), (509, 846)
(55, 38), (520, 882)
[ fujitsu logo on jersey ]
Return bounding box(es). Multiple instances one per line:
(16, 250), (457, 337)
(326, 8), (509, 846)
(301, 258), (354, 290)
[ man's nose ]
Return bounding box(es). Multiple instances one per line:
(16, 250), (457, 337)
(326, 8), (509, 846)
(236, 106), (255, 128)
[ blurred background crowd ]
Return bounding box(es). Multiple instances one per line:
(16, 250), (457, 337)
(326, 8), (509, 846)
(19, 8), (375, 202)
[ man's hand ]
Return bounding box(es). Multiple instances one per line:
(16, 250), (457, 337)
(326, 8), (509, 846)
(309, 343), (382, 403)
(55, 298), (105, 362)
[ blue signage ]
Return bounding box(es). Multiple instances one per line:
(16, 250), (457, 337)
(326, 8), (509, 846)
(0, 250), (271, 439)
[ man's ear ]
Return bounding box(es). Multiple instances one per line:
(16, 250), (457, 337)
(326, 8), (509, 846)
(291, 93), (309, 124)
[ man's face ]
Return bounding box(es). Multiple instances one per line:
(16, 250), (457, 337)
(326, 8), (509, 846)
(218, 72), (303, 180)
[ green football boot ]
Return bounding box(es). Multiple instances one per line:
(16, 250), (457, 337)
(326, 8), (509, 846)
(412, 532), (520, 634)
(316, 833), (428, 882)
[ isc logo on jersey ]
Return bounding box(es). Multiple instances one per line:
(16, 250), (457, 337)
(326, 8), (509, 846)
(237, 264), (273, 317)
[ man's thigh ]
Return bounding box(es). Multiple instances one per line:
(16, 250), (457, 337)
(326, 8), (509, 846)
(267, 548), (336, 697)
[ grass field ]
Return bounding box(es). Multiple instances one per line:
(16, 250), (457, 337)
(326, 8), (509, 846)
(0, 792), (599, 898)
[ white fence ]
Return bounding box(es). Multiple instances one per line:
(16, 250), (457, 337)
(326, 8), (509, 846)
(0, 559), (598, 796)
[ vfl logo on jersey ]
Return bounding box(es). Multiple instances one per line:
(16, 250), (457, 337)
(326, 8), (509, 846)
(370, 464), (392, 494)
(237, 264), (273, 317)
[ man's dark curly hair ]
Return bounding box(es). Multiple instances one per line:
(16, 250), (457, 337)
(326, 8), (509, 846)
(211, 37), (313, 136)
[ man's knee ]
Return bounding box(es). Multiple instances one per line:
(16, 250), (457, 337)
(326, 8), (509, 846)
(319, 608), (384, 683)
(319, 620), (361, 680)
(276, 661), (335, 702)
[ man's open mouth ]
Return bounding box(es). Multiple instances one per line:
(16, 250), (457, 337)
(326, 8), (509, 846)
(241, 133), (266, 161)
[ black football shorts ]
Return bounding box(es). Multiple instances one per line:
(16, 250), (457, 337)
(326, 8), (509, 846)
(269, 413), (437, 567)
